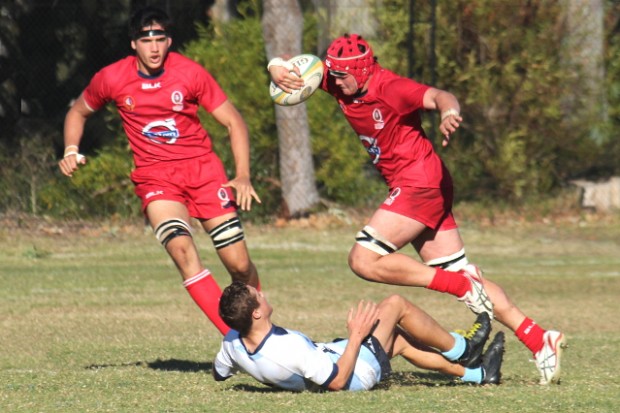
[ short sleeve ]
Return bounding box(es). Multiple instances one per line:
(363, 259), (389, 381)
(82, 69), (112, 112)
(193, 68), (228, 113)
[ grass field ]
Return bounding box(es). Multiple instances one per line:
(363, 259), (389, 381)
(1, 212), (619, 412)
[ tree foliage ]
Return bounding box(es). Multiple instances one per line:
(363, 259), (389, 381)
(3, 0), (620, 218)
(375, 0), (612, 201)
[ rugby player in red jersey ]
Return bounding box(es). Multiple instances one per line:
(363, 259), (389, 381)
(59, 6), (261, 335)
(268, 33), (565, 385)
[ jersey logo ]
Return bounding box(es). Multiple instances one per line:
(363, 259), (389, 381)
(142, 82), (161, 90)
(359, 135), (380, 164)
(123, 95), (135, 111)
(142, 118), (180, 144)
(384, 187), (401, 206)
(372, 108), (385, 130)
(171, 90), (184, 112)
(145, 190), (164, 199)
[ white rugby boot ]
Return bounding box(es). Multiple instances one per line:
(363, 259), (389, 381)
(457, 264), (494, 319)
(535, 330), (567, 385)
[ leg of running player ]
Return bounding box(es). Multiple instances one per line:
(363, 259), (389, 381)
(348, 209), (434, 285)
(415, 226), (525, 331)
(147, 199), (229, 334)
(147, 200), (203, 278)
(415, 225), (565, 384)
(201, 212), (260, 289)
(348, 209), (480, 302)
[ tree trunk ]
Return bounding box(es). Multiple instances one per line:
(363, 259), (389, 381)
(262, 0), (320, 218)
(312, 0), (378, 55)
(562, 0), (606, 142)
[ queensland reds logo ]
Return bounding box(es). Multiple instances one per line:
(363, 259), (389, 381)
(171, 90), (184, 112)
(123, 95), (135, 111)
(217, 187), (233, 209)
(359, 135), (380, 164)
(384, 187), (401, 206)
(372, 108), (384, 130)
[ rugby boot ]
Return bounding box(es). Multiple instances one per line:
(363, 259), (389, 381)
(535, 330), (567, 385)
(456, 312), (492, 368)
(481, 332), (505, 385)
(457, 264), (494, 318)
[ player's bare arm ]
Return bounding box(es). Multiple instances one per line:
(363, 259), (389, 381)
(211, 100), (261, 211)
(423, 87), (463, 147)
(327, 300), (380, 391)
(59, 94), (91, 177)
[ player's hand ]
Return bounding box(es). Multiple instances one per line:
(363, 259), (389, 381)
(58, 153), (87, 177)
(439, 113), (462, 147)
(269, 65), (304, 94)
(346, 300), (380, 343)
(222, 176), (261, 211)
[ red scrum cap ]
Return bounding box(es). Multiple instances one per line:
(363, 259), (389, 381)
(325, 34), (376, 89)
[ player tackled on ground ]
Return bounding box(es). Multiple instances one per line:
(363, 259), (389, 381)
(213, 281), (505, 391)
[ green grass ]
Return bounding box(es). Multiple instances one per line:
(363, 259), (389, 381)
(1, 215), (619, 412)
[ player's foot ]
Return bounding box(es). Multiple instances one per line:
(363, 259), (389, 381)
(457, 264), (494, 318)
(535, 330), (567, 385)
(481, 332), (505, 385)
(456, 312), (492, 368)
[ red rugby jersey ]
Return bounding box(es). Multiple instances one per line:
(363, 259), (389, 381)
(322, 67), (449, 189)
(83, 52), (227, 168)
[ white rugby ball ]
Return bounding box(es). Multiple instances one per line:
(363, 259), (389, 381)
(269, 54), (324, 106)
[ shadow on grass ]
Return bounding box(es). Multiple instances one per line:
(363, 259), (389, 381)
(85, 358), (212, 373)
(377, 371), (460, 389)
(85, 360), (461, 391)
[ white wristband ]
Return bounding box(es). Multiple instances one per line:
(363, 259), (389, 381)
(441, 109), (460, 121)
(64, 151), (85, 162)
(267, 57), (294, 72)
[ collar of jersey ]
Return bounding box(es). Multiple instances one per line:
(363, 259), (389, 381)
(137, 69), (165, 79)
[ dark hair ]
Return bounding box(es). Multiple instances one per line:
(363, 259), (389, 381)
(219, 281), (259, 336)
(129, 6), (172, 39)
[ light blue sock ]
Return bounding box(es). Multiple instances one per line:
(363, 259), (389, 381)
(441, 332), (466, 361)
(461, 367), (483, 383)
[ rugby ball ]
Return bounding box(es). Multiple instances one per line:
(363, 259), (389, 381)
(269, 54), (324, 106)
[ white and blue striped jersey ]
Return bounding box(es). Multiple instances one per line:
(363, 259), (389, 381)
(213, 325), (383, 392)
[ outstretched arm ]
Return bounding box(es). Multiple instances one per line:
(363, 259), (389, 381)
(58, 94), (91, 177)
(211, 100), (261, 211)
(423, 87), (463, 147)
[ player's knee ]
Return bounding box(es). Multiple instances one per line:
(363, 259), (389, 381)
(163, 236), (196, 264)
(348, 247), (377, 281)
(227, 261), (256, 284)
(349, 225), (395, 280)
(348, 247), (364, 276)
(381, 294), (407, 308)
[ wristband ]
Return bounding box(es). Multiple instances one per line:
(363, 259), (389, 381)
(64, 151), (85, 162)
(267, 57), (294, 72)
(441, 109), (460, 121)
